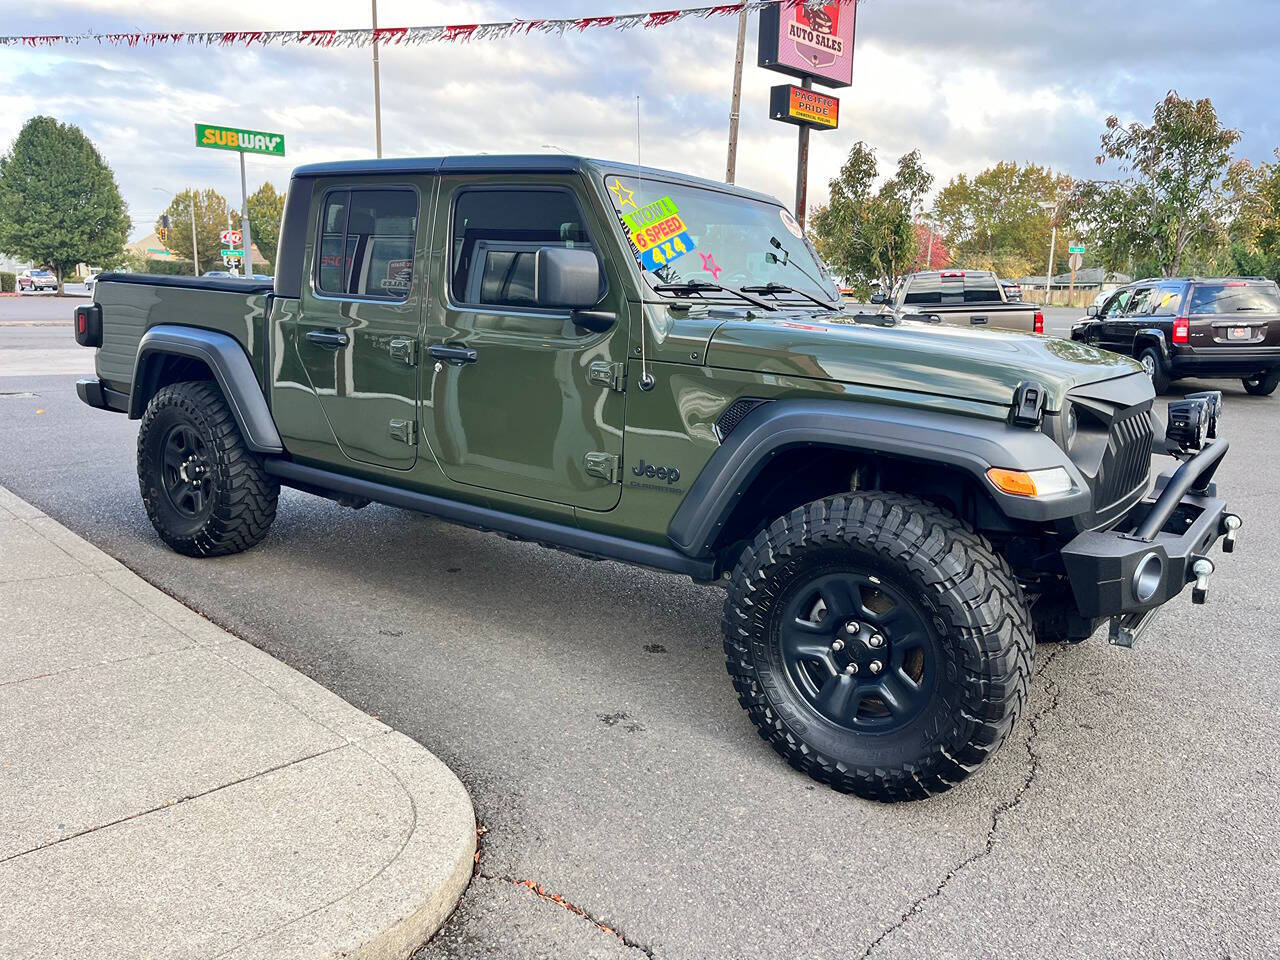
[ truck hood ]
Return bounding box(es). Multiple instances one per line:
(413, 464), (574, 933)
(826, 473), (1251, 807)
(704, 312), (1143, 411)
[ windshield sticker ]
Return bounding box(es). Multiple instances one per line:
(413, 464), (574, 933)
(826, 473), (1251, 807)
(779, 207), (804, 239)
(609, 178), (638, 211)
(699, 252), (722, 280)
(624, 196), (696, 270)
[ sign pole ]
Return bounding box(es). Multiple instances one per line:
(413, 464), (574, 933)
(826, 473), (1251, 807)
(239, 150), (252, 278)
(794, 78), (812, 229)
(725, 7), (748, 184)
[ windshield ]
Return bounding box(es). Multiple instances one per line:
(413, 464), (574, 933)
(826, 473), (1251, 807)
(601, 174), (839, 304)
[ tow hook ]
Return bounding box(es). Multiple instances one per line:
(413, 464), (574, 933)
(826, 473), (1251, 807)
(1221, 514), (1241, 553)
(1190, 557), (1214, 605)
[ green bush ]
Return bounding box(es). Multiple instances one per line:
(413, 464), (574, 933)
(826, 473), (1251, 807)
(144, 259), (200, 276)
(0, 271), (14, 293)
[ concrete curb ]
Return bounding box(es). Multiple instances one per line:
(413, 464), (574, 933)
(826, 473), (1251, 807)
(0, 484), (475, 960)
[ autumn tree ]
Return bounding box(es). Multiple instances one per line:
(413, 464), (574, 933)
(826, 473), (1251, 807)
(931, 161), (1072, 276)
(908, 222), (950, 272)
(247, 182), (284, 270)
(810, 142), (933, 295)
(0, 116), (130, 293)
(1080, 91), (1241, 277)
(1222, 151), (1280, 280)
(157, 189), (240, 274)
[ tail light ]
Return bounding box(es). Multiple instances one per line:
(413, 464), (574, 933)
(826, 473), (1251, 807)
(1173, 316), (1190, 344)
(1033, 311), (1044, 334)
(74, 304), (102, 348)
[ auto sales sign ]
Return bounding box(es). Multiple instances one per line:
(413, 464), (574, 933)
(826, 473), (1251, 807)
(758, 2), (857, 88)
(195, 123), (286, 157)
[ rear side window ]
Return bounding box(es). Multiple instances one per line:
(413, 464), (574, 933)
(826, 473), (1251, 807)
(1149, 286), (1183, 318)
(451, 188), (594, 308)
(316, 188), (417, 300)
(1188, 283), (1280, 314)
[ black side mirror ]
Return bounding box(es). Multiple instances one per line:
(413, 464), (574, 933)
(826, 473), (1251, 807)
(869, 291), (887, 305)
(535, 247), (602, 310)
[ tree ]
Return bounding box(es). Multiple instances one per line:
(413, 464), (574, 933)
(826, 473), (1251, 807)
(0, 116), (130, 294)
(908, 222), (950, 272)
(1222, 151), (1280, 281)
(1083, 91), (1241, 277)
(810, 142), (933, 295)
(247, 182), (284, 271)
(931, 162), (1073, 275)
(158, 189), (239, 274)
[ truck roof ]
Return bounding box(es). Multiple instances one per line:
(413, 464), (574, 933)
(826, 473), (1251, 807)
(289, 154), (780, 206)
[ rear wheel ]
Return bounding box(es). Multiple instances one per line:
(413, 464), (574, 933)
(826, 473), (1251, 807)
(137, 380), (279, 556)
(722, 492), (1034, 802)
(1139, 348), (1170, 394)
(1242, 371), (1280, 396)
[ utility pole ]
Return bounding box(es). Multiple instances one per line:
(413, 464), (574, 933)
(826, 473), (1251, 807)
(1040, 200), (1057, 306)
(190, 196), (199, 276)
(794, 78), (812, 229)
(372, 0), (383, 158)
(724, 7), (748, 183)
(239, 152), (253, 278)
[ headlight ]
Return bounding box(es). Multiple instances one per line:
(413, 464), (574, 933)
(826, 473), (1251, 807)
(1062, 403), (1078, 451)
(986, 466), (1075, 499)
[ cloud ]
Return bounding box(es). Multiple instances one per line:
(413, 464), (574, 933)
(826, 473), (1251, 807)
(3, 0), (1276, 241)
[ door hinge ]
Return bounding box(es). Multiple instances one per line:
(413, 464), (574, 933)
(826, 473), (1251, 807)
(588, 360), (626, 393)
(388, 418), (417, 445)
(389, 338), (418, 366)
(583, 451), (620, 483)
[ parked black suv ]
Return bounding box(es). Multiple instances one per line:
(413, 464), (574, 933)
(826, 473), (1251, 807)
(1072, 278), (1280, 395)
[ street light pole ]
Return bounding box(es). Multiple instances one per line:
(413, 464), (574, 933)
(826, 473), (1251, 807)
(725, 7), (748, 184)
(372, 0), (383, 158)
(1040, 200), (1058, 307)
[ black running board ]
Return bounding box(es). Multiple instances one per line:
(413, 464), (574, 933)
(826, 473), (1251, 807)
(264, 459), (716, 581)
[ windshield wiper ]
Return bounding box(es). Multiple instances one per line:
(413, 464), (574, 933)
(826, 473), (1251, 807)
(740, 282), (840, 312)
(652, 280), (777, 311)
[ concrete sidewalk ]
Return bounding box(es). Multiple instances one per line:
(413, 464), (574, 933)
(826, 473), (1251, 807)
(0, 485), (475, 959)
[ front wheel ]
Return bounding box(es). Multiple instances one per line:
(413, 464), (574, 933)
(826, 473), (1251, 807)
(1243, 371), (1280, 396)
(722, 492), (1034, 802)
(137, 380), (279, 557)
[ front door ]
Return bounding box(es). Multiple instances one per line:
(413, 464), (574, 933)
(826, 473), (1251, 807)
(295, 183), (425, 470)
(421, 179), (627, 510)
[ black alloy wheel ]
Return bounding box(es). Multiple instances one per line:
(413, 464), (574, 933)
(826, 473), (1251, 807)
(160, 424), (214, 522)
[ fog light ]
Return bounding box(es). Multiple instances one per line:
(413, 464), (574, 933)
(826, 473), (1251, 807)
(1132, 552), (1164, 603)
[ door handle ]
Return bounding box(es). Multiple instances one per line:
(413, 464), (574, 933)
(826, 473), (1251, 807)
(970, 315), (989, 325)
(428, 344), (478, 365)
(306, 329), (350, 349)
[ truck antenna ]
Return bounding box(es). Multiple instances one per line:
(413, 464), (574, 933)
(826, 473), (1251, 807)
(636, 95), (654, 392)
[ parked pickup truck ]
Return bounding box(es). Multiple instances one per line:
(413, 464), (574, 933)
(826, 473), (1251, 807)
(74, 154), (1240, 802)
(877, 269), (1044, 333)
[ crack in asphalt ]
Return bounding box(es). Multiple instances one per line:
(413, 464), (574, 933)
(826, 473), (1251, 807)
(470, 824), (657, 959)
(858, 649), (1065, 959)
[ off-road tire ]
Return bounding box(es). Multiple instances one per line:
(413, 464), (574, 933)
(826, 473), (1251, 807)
(137, 380), (278, 557)
(1140, 348), (1170, 394)
(1242, 371), (1280, 396)
(722, 492), (1034, 802)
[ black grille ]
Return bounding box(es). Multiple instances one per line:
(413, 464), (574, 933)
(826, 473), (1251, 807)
(1094, 409), (1154, 511)
(716, 398), (770, 440)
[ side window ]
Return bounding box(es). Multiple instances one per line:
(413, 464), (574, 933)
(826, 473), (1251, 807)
(902, 275), (941, 305)
(1149, 285), (1183, 318)
(1100, 290), (1130, 318)
(451, 188), (595, 309)
(315, 188), (417, 300)
(1125, 287), (1155, 317)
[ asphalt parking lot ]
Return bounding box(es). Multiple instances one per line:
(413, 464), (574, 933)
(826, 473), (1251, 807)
(2, 296), (1277, 959)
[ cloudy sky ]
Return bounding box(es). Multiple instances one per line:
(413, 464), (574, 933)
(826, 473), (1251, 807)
(3, 0), (1277, 240)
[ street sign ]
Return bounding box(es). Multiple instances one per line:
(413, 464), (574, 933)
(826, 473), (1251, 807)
(1069, 252), (1083, 271)
(221, 248), (244, 258)
(758, 2), (856, 88)
(221, 230), (242, 247)
(1068, 245), (1085, 254)
(769, 84), (839, 129)
(195, 123), (286, 157)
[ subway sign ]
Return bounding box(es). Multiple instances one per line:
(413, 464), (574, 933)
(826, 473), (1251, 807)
(769, 84), (839, 130)
(194, 123), (286, 156)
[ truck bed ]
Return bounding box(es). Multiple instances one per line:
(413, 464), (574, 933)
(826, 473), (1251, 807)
(91, 274), (273, 396)
(901, 301), (1040, 333)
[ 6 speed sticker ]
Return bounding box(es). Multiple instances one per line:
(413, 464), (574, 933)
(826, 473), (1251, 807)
(623, 196), (696, 270)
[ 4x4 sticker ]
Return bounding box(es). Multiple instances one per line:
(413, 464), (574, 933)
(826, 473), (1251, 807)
(623, 196), (696, 270)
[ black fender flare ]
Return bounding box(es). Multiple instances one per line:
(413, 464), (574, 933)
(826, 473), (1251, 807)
(1133, 328), (1171, 364)
(130, 325), (283, 454)
(667, 398), (1091, 557)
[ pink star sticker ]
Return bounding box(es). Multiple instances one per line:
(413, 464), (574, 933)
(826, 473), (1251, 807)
(700, 252), (722, 280)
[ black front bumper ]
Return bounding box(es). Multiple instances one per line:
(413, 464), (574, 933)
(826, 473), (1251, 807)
(1060, 439), (1236, 623)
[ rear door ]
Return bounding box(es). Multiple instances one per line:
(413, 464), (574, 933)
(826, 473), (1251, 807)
(1186, 281), (1280, 349)
(293, 181), (426, 470)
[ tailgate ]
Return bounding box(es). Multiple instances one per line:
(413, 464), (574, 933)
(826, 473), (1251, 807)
(910, 303), (1036, 333)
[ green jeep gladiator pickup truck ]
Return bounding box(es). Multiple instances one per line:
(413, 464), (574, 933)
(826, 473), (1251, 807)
(74, 155), (1240, 801)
